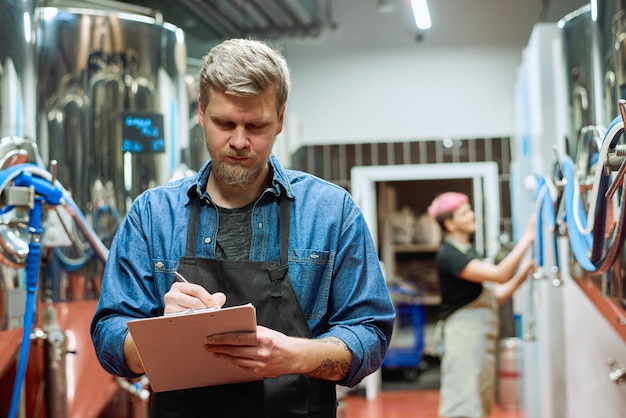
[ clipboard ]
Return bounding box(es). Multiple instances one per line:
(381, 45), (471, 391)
(127, 303), (261, 392)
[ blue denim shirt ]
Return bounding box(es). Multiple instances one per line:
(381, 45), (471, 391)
(91, 154), (394, 387)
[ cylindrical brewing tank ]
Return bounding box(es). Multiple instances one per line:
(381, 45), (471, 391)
(563, 0), (626, 317)
(37, 1), (188, 217)
(607, 1), (626, 115)
(185, 62), (209, 172)
(0, 0), (37, 140)
(36, 1), (188, 300)
(0, 0), (37, 330)
(560, 4), (604, 161)
(596, 0), (620, 123)
(599, 0), (626, 310)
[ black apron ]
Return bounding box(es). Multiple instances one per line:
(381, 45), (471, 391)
(150, 197), (337, 418)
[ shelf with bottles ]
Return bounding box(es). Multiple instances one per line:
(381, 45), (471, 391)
(377, 181), (443, 305)
(394, 250), (441, 306)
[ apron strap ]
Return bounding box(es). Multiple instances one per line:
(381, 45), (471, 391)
(186, 198), (201, 257)
(267, 197), (291, 298)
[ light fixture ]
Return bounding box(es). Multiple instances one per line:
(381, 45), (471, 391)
(411, 0), (431, 30)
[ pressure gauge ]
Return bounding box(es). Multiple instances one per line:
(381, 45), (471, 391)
(47, 327), (65, 346)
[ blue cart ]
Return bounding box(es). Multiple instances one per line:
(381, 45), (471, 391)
(382, 284), (426, 380)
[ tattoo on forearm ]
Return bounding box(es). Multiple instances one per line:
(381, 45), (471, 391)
(309, 337), (350, 379)
(311, 358), (350, 379)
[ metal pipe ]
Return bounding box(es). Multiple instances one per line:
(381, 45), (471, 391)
(237, 1), (270, 28)
(179, 0), (241, 38)
(59, 196), (109, 264)
(605, 100), (626, 200)
(219, 0), (265, 31)
(595, 177), (626, 272)
(280, 0), (314, 26)
(43, 300), (68, 418)
(249, 0), (293, 27)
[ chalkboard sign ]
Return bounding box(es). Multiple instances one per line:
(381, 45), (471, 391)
(122, 112), (166, 153)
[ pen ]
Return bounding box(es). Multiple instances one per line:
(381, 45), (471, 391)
(174, 271), (189, 283)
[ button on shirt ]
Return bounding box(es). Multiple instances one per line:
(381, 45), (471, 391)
(90, 154), (395, 388)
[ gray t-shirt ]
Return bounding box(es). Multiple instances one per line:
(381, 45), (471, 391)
(215, 201), (254, 260)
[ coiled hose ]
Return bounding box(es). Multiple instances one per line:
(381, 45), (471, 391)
(533, 175), (559, 272)
(560, 115), (626, 273)
(1, 163), (108, 418)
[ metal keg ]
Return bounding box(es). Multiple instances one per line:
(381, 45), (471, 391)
(497, 337), (523, 411)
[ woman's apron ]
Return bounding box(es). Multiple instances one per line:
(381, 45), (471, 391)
(150, 197), (337, 418)
(439, 284), (499, 418)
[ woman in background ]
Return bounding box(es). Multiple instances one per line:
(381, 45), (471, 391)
(428, 192), (535, 418)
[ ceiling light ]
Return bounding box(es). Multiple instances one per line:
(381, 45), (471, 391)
(411, 0), (431, 30)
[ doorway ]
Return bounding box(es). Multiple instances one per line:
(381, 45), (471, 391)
(350, 162), (501, 261)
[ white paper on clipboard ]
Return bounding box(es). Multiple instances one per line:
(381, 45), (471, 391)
(127, 303), (260, 392)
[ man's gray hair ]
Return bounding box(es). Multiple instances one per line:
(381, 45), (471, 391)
(199, 38), (290, 112)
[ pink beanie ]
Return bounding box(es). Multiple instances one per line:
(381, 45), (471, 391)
(427, 192), (469, 219)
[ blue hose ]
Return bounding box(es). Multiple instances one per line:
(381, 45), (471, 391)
(542, 178), (559, 270)
(562, 157), (597, 272)
(560, 113), (626, 273)
(535, 177), (546, 268)
(534, 175), (559, 271)
(8, 197), (43, 418)
(0, 163), (109, 416)
(0, 164), (60, 418)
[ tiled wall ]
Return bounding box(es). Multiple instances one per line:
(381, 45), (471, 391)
(291, 137), (512, 238)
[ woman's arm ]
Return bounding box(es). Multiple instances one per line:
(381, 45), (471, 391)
(460, 216), (536, 284)
(494, 258), (536, 304)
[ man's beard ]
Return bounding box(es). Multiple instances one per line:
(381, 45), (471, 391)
(210, 153), (268, 189)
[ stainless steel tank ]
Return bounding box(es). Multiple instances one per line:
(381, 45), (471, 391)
(596, 0), (620, 123)
(598, 0), (626, 309)
(185, 61), (209, 172)
(36, 1), (188, 301)
(560, 4), (604, 160)
(561, 1), (626, 320)
(0, 0), (37, 141)
(0, 0), (37, 330)
(606, 1), (626, 117)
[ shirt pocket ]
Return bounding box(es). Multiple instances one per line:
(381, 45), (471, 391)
(152, 259), (181, 293)
(288, 249), (334, 320)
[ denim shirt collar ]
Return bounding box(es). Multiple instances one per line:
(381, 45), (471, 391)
(184, 154), (294, 205)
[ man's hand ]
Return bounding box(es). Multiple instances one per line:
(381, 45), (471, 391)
(123, 282), (226, 373)
(163, 282), (226, 314)
(204, 326), (351, 381)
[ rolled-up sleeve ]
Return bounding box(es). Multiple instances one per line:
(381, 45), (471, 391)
(318, 198), (395, 387)
(90, 203), (161, 377)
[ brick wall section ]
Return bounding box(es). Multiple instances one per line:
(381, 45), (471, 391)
(291, 137), (512, 238)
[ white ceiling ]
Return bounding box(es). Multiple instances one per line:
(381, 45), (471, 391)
(326, 0), (589, 50)
(116, 0), (591, 59)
